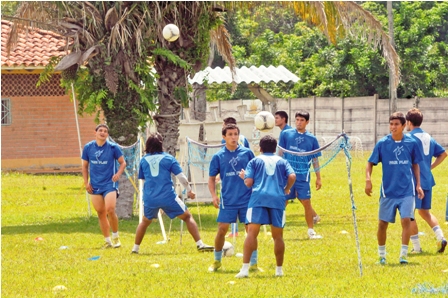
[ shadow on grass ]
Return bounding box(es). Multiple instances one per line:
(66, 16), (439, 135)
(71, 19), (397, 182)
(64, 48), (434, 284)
(1, 212), (221, 235)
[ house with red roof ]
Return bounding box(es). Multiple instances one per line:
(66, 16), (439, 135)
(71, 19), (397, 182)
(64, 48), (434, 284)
(1, 20), (99, 172)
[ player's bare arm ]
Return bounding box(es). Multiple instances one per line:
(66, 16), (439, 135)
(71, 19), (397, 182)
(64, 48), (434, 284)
(412, 163), (425, 199)
(365, 162), (373, 196)
(430, 151), (447, 170)
(112, 156), (126, 182)
(82, 159), (93, 193)
(208, 176), (220, 208)
(313, 158), (322, 190)
(285, 173), (296, 195)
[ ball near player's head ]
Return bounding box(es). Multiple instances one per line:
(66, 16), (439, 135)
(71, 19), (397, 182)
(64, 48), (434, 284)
(259, 135), (277, 153)
(145, 132), (164, 153)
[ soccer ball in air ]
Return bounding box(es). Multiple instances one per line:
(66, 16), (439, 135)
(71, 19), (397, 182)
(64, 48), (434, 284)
(222, 241), (235, 257)
(254, 111), (275, 132)
(162, 24), (180, 42)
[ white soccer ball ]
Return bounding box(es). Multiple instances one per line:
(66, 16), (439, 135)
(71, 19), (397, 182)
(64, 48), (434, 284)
(254, 111), (275, 132)
(162, 24), (180, 42)
(222, 241), (235, 257)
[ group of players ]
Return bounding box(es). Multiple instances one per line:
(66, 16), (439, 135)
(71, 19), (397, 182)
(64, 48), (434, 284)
(81, 107), (446, 277)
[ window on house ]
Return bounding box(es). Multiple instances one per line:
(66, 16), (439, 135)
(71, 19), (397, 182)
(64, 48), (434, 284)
(2, 98), (11, 125)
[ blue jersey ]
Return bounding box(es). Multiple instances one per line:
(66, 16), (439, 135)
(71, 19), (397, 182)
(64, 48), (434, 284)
(282, 124), (293, 131)
(408, 128), (446, 190)
(278, 129), (321, 182)
(138, 152), (182, 207)
(82, 140), (123, 188)
(245, 153), (295, 209)
(209, 145), (255, 209)
(368, 134), (423, 198)
(221, 134), (250, 148)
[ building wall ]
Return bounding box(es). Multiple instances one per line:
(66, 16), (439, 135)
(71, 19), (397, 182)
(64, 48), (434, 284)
(1, 73), (99, 172)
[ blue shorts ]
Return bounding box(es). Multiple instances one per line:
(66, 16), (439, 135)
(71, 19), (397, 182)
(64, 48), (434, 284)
(415, 189), (432, 210)
(92, 186), (119, 198)
(246, 207), (285, 228)
(286, 181), (311, 200)
(379, 196), (415, 223)
(144, 196), (187, 220)
(217, 207), (248, 224)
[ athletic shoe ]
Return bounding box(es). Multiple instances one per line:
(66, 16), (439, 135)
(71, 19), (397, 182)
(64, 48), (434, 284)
(313, 215), (321, 224)
(131, 250), (139, 254)
(399, 256), (408, 264)
(235, 271), (249, 278)
(197, 244), (214, 252)
(308, 231), (323, 239)
(208, 261), (222, 272)
(437, 238), (447, 253)
(102, 242), (113, 249)
(275, 272), (284, 277)
(112, 237), (121, 248)
(410, 248), (423, 254)
(226, 232), (239, 238)
(377, 257), (386, 265)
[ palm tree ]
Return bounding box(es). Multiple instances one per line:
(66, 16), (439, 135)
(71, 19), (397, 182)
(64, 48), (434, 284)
(4, 1), (399, 218)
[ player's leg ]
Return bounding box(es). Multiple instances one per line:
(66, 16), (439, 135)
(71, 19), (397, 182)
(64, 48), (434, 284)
(398, 196), (415, 264)
(90, 193), (112, 247)
(236, 207), (262, 278)
(377, 197), (395, 264)
(417, 190), (446, 252)
(132, 214), (153, 254)
(166, 196), (213, 251)
(104, 189), (120, 247)
(409, 213), (422, 253)
(270, 208), (286, 276)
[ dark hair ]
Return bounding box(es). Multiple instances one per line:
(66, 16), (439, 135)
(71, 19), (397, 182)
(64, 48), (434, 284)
(95, 124), (109, 132)
(406, 108), (423, 126)
(222, 124), (240, 136)
(389, 112), (406, 125)
(145, 132), (163, 154)
(295, 110), (310, 121)
(223, 117), (237, 125)
(275, 111), (288, 123)
(259, 135), (277, 153)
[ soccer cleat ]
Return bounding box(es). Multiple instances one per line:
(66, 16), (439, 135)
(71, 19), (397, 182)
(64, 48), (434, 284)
(313, 215), (321, 224)
(102, 242), (113, 249)
(112, 237), (121, 248)
(275, 272), (284, 277)
(235, 271), (249, 278)
(226, 232), (239, 238)
(197, 244), (214, 252)
(131, 250), (139, 254)
(437, 238), (447, 253)
(410, 248), (423, 254)
(399, 256), (408, 264)
(308, 231), (323, 240)
(208, 261), (222, 272)
(377, 257), (386, 265)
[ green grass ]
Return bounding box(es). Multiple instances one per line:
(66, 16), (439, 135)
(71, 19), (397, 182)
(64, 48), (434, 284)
(2, 155), (448, 297)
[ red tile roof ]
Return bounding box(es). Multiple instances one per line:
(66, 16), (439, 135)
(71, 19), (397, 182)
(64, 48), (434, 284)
(1, 20), (67, 68)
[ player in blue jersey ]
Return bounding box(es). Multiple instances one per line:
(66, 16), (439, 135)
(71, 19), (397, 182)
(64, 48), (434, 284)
(132, 133), (213, 253)
(131, 133), (213, 254)
(274, 110), (292, 131)
(82, 124), (126, 249)
(235, 135), (296, 278)
(220, 117), (251, 238)
(365, 112), (424, 265)
(208, 124), (258, 272)
(405, 108), (447, 254)
(278, 110), (322, 239)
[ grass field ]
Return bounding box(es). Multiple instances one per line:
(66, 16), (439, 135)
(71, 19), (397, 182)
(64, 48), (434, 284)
(2, 154), (448, 297)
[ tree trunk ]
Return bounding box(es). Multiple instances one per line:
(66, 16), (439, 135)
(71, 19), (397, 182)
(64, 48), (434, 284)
(115, 174), (135, 219)
(192, 85), (207, 121)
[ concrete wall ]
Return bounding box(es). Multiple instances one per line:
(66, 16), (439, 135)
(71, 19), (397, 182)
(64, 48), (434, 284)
(179, 96), (448, 150)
